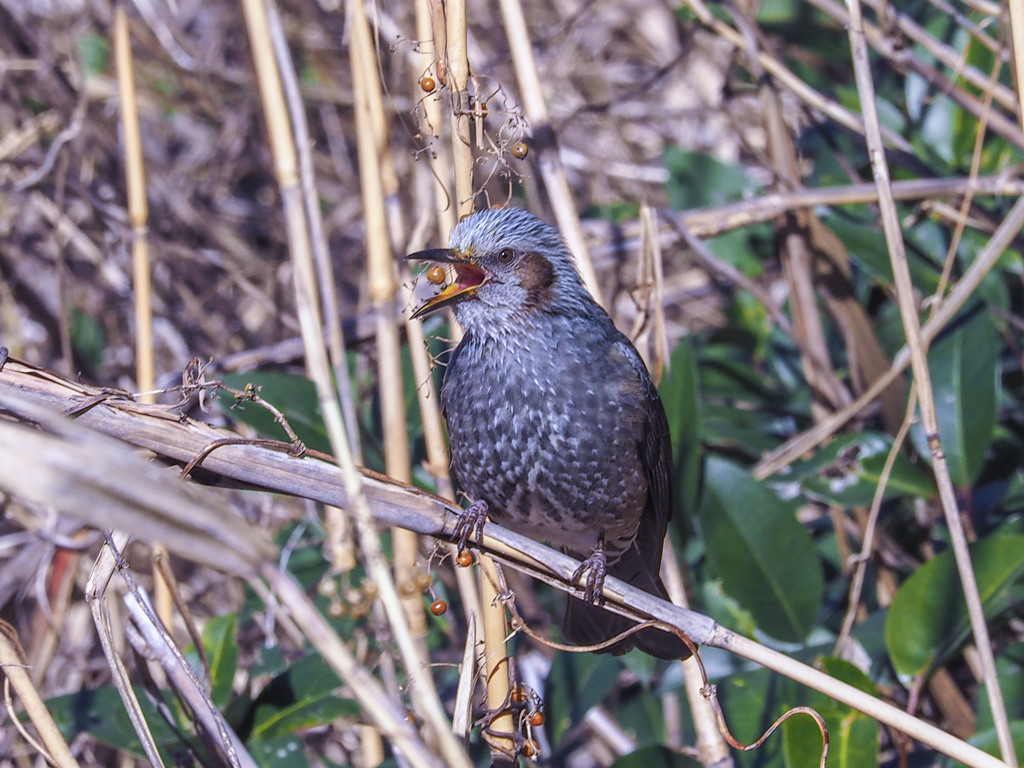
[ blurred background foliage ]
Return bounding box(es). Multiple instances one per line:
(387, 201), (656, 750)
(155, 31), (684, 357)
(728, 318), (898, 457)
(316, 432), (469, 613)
(1, 0), (1023, 766)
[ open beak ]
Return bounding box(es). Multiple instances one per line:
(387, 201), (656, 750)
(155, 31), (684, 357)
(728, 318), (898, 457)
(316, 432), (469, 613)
(406, 248), (488, 319)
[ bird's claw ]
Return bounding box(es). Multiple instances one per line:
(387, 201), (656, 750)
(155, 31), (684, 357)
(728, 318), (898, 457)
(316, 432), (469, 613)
(572, 547), (608, 605)
(454, 499), (488, 553)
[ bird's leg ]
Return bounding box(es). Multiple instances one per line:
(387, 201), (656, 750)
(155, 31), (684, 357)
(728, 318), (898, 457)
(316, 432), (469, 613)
(454, 499), (489, 553)
(571, 538), (608, 605)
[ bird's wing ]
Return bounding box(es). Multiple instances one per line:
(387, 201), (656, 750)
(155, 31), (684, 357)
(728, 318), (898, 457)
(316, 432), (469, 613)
(619, 338), (674, 562)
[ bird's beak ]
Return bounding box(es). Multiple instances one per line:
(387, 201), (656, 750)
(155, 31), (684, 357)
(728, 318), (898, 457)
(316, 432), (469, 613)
(406, 248), (488, 319)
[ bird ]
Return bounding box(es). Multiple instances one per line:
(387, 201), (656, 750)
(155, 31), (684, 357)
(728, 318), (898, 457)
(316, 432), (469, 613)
(407, 207), (688, 659)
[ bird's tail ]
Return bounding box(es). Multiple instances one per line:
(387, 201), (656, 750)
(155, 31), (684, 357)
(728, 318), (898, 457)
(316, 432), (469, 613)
(561, 544), (691, 660)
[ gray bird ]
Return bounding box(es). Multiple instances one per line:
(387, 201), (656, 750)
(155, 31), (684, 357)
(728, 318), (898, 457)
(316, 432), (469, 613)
(408, 207), (688, 659)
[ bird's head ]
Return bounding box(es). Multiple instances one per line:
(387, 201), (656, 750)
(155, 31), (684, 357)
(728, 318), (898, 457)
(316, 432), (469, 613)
(407, 207), (595, 329)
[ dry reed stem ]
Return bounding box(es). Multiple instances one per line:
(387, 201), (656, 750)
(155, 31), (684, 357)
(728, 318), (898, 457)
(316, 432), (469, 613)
(660, 541), (732, 766)
(440, 1), (515, 762)
(0, 623), (81, 768)
(88, 535), (169, 768)
(1006, 0), (1024, 133)
(113, 2), (175, 631)
(445, 0), (474, 217)
(241, 0), (464, 762)
(659, 173), (1024, 240)
(843, 1), (1017, 763)
(120, 562), (256, 768)
(682, 0), (913, 152)
(263, 0), (361, 589)
(347, 0), (426, 645)
(265, 0), (362, 464)
(414, 0), (456, 239)
(498, 0), (603, 305)
(860, 0), (1018, 114)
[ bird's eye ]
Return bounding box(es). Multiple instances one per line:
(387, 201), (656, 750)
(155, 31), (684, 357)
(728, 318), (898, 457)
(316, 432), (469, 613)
(497, 247), (515, 264)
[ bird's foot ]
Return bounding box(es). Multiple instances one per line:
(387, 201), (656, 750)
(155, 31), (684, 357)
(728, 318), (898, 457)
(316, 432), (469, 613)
(571, 545), (608, 605)
(454, 499), (488, 553)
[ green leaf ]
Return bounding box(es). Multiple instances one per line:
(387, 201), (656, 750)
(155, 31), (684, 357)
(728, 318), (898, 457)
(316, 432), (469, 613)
(70, 309), (106, 371)
(202, 613), (239, 710)
(700, 458), (824, 643)
(250, 654), (355, 741)
(664, 148), (754, 209)
(718, 668), (788, 768)
(45, 686), (190, 760)
(78, 34), (109, 75)
(917, 305), (998, 486)
(609, 745), (701, 768)
(544, 652), (620, 748)
(217, 372), (332, 454)
(699, 580), (759, 638)
(661, 337), (704, 522)
(886, 534), (1024, 677)
(976, 643), (1024, 731)
(825, 212), (944, 294)
(702, 403), (789, 458)
(249, 734), (311, 768)
(953, 721), (1024, 768)
(782, 658), (878, 768)
(787, 432), (935, 506)
(252, 696), (359, 741)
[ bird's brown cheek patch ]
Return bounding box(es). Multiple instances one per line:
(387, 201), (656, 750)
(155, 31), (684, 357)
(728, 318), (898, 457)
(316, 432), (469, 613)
(517, 251), (556, 312)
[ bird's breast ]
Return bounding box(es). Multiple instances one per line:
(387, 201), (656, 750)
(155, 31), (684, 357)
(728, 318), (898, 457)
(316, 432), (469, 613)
(440, 325), (649, 556)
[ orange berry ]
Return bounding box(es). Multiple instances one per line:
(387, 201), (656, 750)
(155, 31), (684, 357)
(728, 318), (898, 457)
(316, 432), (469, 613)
(522, 739), (538, 757)
(426, 265), (446, 284)
(420, 76), (436, 92)
(510, 685), (526, 703)
(430, 599), (447, 615)
(512, 142), (528, 159)
(456, 551), (473, 567)
(529, 711), (545, 726)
